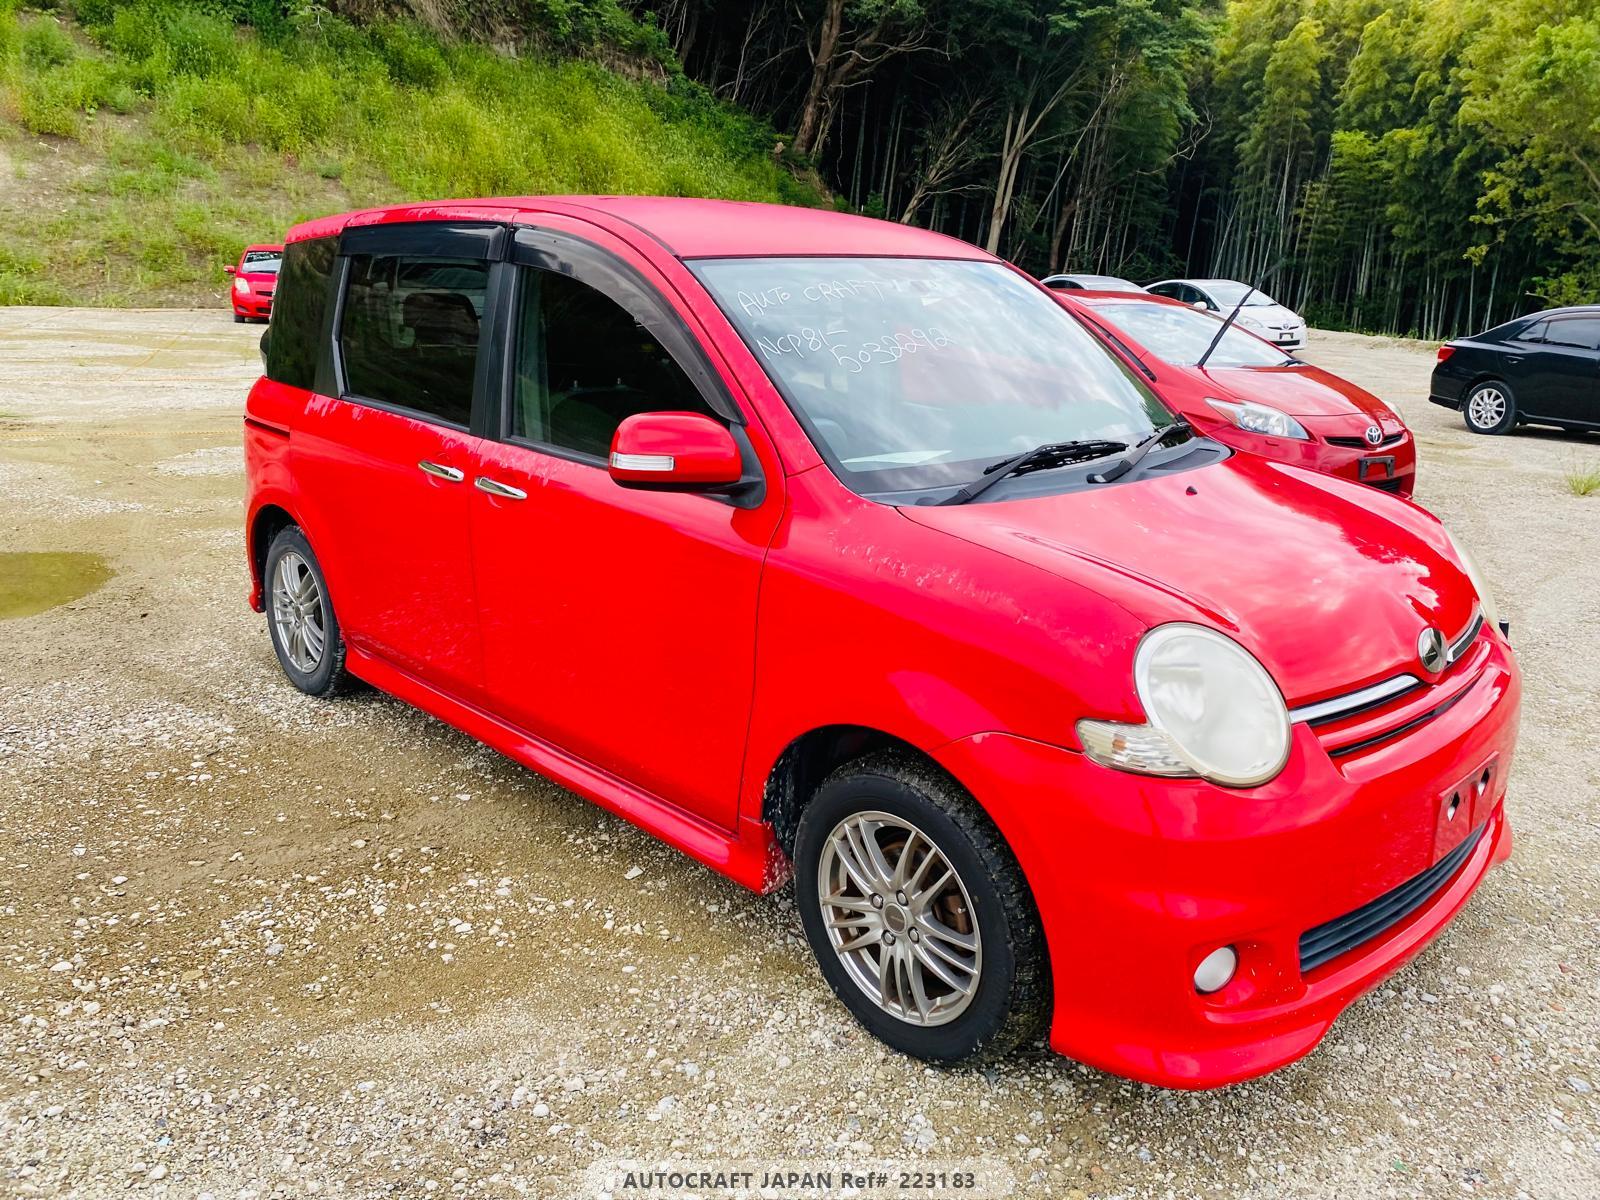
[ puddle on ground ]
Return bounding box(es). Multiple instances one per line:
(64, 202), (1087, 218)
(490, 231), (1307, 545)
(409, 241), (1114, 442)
(0, 552), (112, 620)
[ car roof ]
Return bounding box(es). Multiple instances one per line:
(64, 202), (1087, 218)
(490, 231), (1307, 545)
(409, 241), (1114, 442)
(284, 197), (991, 261)
(1527, 305), (1600, 318)
(242, 243), (283, 254)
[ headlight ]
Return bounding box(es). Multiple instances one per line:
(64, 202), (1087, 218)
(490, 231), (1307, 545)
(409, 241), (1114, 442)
(1443, 529), (1499, 628)
(1237, 314), (1264, 330)
(234, 277), (250, 295)
(1206, 398), (1309, 440)
(1078, 624), (1291, 788)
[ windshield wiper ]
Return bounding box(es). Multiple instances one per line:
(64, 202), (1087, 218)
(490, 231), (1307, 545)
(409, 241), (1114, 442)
(1196, 260), (1284, 370)
(1087, 422), (1188, 484)
(938, 438), (1128, 506)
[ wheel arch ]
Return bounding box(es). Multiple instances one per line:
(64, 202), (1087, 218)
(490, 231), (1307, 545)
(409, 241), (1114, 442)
(247, 501), (298, 611)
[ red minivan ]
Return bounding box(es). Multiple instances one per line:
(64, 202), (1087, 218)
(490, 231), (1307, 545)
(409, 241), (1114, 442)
(244, 198), (1519, 1088)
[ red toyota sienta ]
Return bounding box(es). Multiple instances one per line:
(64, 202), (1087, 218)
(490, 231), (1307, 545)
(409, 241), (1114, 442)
(1055, 289), (1418, 497)
(227, 243), (283, 322)
(243, 198), (1519, 1088)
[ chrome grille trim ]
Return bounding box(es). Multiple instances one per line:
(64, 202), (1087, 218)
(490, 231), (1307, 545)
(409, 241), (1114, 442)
(1289, 609), (1482, 728)
(1447, 611), (1484, 666)
(1289, 674), (1422, 726)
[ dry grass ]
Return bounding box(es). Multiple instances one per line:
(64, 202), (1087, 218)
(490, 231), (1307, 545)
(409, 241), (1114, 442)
(1564, 461), (1600, 497)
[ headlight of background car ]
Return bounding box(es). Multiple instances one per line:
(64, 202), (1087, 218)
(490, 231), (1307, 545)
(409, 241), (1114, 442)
(1078, 624), (1291, 788)
(234, 277), (250, 295)
(1443, 528), (1500, 628)
(1205, 398), (1310, 440)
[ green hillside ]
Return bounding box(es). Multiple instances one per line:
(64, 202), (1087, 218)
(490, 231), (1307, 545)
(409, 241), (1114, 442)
(0, 0), (823, 306)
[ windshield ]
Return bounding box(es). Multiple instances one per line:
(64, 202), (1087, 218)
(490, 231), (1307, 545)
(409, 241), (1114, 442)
(1095, 302), (1294, 368)
(242, 251), (282, 274)
(693, 257), (1172, 498)
(1204, 281), (1274, 307)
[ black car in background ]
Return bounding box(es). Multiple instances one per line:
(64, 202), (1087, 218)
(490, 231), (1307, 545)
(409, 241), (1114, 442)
(1432, 306), (1600, 435)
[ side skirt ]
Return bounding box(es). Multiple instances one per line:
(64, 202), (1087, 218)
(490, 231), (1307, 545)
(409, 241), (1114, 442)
(345, 645), (779, 893)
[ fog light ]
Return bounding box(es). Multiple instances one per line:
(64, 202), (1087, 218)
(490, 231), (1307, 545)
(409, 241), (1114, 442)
(1193, 946), (1238, 994)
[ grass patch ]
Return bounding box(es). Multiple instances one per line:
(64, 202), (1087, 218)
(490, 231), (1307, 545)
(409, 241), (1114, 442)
(1565, 461), (1600, 497)
(0, 2), (821, 306)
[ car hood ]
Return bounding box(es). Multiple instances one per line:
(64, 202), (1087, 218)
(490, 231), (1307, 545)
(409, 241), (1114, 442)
(1203, 363), (1398, 424)
(239, 272), (278, 286)
(900, 453), (1475, 706)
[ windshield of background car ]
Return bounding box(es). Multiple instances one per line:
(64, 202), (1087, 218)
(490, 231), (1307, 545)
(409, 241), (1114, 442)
(693, 257), (1174, 497)
(1097, 302), (1294, 368)
(1205, 282), (1275, 307)
(242, 251), (282, 274)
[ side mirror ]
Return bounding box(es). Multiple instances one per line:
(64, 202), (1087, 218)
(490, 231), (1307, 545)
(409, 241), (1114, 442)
(608, 411), (743, 492)
(1192, 299), (1208, 310)
(224, 265), (238, 276)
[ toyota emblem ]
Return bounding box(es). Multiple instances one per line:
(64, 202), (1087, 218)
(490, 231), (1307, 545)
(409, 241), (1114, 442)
(1364, 425), (1384, 447)
(1417, 627), (1447, 673)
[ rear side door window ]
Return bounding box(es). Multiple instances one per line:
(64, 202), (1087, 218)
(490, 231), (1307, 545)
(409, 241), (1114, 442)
(511, 268), (720, 459)
(339, 254), (490, 428)
(1544, 316), (1600, 350)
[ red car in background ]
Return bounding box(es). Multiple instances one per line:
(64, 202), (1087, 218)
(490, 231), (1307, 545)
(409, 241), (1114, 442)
(225, 243), (283, 323)
(1056, 290), (1417, 497)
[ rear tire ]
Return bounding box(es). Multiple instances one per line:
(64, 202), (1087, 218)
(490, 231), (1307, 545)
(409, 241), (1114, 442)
(794, 752), (1048, 1065)
(1464, 380), (1515, 434)
(264, 526), (348, 697)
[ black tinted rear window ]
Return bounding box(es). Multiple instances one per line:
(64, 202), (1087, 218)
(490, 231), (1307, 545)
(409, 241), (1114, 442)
(265, 238), (336, 391)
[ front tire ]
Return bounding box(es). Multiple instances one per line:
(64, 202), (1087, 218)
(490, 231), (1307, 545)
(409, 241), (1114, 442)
(1464, 380), (1515, 434)
(264, 526), (348, 697)
(794, 752), (1048, 1065)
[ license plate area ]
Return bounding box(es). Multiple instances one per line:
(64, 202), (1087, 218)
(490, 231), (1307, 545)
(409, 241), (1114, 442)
(1358, 455), (1395, 480)
(1436, 753), (1498, 857)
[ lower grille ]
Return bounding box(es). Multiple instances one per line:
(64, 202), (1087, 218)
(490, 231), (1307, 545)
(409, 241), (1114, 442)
(1299, 823), (1484, 974)
(1368, 476), (1404, 493)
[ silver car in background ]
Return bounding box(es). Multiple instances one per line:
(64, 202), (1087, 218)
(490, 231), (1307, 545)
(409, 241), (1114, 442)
(1146, 278), (1307, 349)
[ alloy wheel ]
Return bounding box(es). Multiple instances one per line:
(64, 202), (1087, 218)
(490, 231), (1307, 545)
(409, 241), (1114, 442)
(816, 810), (982, 1027)
(1468, 387), (1507, 430)
(271, 550), (326, 673)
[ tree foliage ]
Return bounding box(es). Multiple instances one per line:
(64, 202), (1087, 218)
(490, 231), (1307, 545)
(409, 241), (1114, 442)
(5, 0), (1598, 332)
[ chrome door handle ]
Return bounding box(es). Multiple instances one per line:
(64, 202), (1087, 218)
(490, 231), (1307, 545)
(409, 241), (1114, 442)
(474, 476), (527, 501)
(418, 460), (464, 483)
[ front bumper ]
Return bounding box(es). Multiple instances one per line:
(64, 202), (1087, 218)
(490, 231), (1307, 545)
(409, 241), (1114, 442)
(1200, 419), (1417, 498)
(934, 630), (1519, 1089)
(232, 292), (273, 318)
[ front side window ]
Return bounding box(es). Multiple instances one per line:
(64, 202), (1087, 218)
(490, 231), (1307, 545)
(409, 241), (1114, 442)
(512, 268), (717, 459)
(694, 257), (1173, 497)
(339, 254), (488, 427)
(264, 237), (335, 391)
(1095, 301), (1294, 368)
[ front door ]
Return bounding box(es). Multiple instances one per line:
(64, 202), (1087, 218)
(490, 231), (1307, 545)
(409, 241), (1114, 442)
(1507, 313), (1600, 424)
(291, 222), (501, 698)
(468, 224), (782, 830)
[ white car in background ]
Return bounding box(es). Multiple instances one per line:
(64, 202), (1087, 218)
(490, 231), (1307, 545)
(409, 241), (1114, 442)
(1146, 278), (1307, 349)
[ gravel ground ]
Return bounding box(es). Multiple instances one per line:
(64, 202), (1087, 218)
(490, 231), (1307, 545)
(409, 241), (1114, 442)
(1, 308), (1597, 1199)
